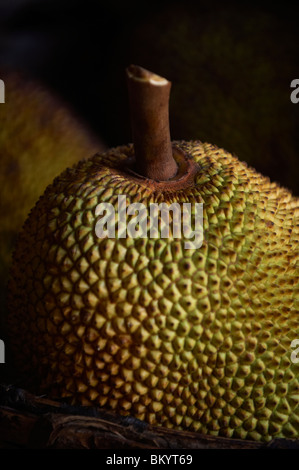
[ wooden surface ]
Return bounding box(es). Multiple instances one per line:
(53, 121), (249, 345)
(1, 384), (299, 449)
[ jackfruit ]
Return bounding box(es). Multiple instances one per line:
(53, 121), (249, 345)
(6, 66), (299, 443)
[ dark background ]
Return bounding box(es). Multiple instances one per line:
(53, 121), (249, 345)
(0, 0), (298, 195)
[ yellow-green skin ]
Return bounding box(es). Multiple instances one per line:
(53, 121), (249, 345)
(7, 141), (299, 442)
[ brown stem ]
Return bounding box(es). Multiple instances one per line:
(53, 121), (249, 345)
(126, 65), (178, 181)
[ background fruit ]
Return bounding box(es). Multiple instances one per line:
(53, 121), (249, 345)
(7, 139), (299, 442)
(0, 69), (105, 343)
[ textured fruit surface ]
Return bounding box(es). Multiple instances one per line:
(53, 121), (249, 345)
(0, 70), (103, 293)
(7, 141), (299, 442)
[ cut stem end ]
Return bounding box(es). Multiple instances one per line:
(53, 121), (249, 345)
(126, 65), (178, 181)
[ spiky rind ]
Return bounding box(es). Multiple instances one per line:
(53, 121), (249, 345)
(7, 141), (299, 442)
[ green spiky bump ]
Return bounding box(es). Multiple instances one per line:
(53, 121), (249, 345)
(7, 141), (299, 442)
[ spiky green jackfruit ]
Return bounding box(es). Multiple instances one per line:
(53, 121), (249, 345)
(7, 140), (299, 442)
